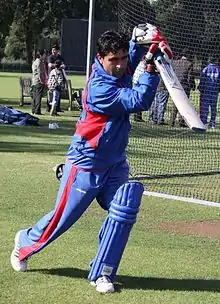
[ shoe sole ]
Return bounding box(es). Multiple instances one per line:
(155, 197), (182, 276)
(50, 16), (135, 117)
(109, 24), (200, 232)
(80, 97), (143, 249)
(96, 284), (115, 293)
(10, 231), (21, 271)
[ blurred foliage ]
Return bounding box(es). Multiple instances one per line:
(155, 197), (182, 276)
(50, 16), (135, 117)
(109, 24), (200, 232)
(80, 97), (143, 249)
(152, 0), (220, 62)
(1, 0), (220, 65)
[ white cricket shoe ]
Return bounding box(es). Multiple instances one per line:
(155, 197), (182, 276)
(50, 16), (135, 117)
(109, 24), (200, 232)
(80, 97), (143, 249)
(90, 280), (96, 287)
(90, 276), (115, 293)
(10, 231), (28, 272)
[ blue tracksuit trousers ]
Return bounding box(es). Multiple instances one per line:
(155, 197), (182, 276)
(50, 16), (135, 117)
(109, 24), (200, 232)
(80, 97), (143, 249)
(18, 160), (129, 261)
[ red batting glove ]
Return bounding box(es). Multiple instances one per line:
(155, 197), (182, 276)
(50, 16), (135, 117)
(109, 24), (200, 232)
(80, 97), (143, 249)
(159, 40), (173, 61)
(146, 40), (173, 62)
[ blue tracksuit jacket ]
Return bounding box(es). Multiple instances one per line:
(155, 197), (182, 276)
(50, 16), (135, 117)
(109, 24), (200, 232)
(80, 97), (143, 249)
(67, 41), (160, 169)
(198, 64), (220, 98)
(198, 63), (220, 126)
(17, 42), (159, 264)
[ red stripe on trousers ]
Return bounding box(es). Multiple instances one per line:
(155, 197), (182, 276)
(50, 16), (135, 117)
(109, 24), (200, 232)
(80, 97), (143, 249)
(19, 165), (77, 260)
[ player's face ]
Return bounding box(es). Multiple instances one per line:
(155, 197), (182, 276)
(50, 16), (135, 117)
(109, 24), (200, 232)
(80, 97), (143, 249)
(98, 49), (129, 78)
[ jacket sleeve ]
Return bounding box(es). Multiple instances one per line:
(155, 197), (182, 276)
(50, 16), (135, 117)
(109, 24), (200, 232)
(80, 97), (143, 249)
(128, 40), (146, 74)
(88, 72), (159, 115)
(133, 61), (146, 86)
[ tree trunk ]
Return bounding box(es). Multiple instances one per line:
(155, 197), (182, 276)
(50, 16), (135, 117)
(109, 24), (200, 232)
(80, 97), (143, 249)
(26, 30), (33, 65)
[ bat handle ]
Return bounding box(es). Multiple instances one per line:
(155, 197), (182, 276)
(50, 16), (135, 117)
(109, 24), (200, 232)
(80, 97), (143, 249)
(153, 51), (170, 65)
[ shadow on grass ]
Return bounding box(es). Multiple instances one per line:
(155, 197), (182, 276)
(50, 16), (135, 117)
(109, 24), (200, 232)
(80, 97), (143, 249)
(0, 98), (23, 107)
(0, 98), (82, 116)
(0, 141), (69, 154)
(0, 118), (77, 138)
(132, 171), (220, 180)
(0, 74), (21, 78)
(0, 127), (73, 140)
(29, 267), (220, 292)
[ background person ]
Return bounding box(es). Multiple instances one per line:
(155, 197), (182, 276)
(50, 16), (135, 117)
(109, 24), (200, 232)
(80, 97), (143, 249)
(47, 60), (66, 116)
(151, 77), (169, 125)
(198, 55), (220, 129)
(170, 49), (196, 127)
(31, 49), (46, 115)
(47, 44), (66, 112)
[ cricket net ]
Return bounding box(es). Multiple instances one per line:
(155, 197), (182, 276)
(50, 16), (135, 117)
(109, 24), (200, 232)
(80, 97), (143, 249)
(118, 0), (220, 203)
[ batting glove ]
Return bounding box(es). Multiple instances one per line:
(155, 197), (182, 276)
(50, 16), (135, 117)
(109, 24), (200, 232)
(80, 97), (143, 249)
(132, 23), (173, 62)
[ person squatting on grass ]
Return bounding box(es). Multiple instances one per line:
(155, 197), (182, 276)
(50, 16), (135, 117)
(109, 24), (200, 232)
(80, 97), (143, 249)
(47, 59), (66, 116)
(10, 24), (172, 293)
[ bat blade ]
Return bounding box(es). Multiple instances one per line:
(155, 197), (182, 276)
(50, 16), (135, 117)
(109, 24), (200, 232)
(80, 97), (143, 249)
(154, 55), (206, 133)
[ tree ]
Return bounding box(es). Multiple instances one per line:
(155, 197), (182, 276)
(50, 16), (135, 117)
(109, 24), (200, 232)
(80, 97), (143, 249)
(2, 0), (121, 62)
(118, 0), (156, 34)
(4, 19), (26, 60)
(5, 0), (51, 64)
(95, 0), (117, 21)
(153, 0), (206, 58)
(200, 6), (220, 64)
(0, 0), (14, 60)
(153, 0), (220, 65)
(4, 0), (90, 63)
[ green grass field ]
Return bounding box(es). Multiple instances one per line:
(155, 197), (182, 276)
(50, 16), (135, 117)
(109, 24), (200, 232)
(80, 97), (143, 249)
(0, 72), (220, 303)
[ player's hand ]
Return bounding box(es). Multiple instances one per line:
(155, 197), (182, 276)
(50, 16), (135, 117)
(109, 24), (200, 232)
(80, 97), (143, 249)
(145, 63), (158, 74)
(146, 41), (172, 62)
(157, 40), (172, 62)
(132, 23), (172, 61)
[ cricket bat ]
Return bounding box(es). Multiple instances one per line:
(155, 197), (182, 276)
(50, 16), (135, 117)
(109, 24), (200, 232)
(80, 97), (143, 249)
(154, 53), (206, 133)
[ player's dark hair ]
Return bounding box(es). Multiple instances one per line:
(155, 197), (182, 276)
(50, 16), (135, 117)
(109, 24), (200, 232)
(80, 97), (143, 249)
(97, 30), (129, 57)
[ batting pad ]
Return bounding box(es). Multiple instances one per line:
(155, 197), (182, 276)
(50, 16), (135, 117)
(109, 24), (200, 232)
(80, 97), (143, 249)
(88, 182), (144, 282)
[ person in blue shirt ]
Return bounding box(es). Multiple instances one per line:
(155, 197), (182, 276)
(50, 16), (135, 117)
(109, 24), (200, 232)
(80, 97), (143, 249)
(198, 56), (220, 129)
(10, 25), (171, 293)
